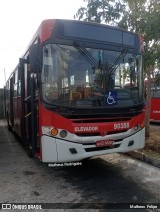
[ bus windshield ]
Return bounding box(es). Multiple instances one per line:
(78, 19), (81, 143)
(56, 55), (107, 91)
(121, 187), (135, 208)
(41, 44), (143, 108)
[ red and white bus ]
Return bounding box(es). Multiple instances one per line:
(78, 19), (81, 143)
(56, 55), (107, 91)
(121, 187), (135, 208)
(150, 82), (160, 122)
(4, 19), (145, 163)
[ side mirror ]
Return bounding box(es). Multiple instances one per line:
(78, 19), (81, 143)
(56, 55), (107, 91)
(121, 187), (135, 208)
(29, 44), (39, 73)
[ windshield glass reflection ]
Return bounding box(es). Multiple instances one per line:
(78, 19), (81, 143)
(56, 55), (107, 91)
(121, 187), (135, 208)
(41, 44), (143, 108)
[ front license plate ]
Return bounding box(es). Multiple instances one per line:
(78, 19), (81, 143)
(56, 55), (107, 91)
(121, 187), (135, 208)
(96, 139), (114, 147)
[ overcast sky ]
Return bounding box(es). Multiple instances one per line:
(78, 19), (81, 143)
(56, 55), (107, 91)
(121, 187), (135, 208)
(0, 0), (84, 88)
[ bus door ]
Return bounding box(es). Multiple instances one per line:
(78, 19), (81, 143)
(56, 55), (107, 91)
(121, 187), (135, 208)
(19, 58), (39, 157)
(27, 71), (39, 157)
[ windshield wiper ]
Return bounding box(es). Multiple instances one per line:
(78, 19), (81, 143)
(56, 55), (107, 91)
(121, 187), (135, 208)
(108, 48), (128, 76)
(73, 41), (99, 68)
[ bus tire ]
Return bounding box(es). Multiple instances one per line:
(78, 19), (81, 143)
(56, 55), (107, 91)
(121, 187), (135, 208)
(27, 145), (33, 158)
(7, 114), (12, 132)
(7, 124), (12, 132)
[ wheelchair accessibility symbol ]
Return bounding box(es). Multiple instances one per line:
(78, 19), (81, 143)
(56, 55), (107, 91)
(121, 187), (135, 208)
(106, 91), (117, 105)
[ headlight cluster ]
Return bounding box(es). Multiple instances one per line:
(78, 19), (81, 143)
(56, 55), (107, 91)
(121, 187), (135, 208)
(42, 127), (68, 138)
(134, 121), (145, 131)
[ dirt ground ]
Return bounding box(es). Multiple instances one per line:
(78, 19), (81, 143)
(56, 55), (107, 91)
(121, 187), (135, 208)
(145, 123), (160, 154)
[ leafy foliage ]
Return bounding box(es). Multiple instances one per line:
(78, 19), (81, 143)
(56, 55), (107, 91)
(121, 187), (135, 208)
(119, 0), (160, 70)
(75, 0), (126, 25)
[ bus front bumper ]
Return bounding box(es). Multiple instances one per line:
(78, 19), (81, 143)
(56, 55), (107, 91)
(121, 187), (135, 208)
(41, 128), (145, 163)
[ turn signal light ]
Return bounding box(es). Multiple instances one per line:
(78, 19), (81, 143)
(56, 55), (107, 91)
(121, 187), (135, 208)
(50, 128), (58, 136)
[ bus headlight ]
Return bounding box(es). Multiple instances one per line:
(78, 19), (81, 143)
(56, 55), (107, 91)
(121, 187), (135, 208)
(59, 130), (68, 138)
(134, 125), (139, 131)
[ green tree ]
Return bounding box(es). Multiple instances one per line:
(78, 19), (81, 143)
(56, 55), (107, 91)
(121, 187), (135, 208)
(75, 0), (126, 24)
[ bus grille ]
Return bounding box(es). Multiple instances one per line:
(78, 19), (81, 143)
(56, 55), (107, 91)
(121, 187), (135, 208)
(75, 129), (128, 137)
(71, 117), (130, 123)
(85, 144), (120, 152)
